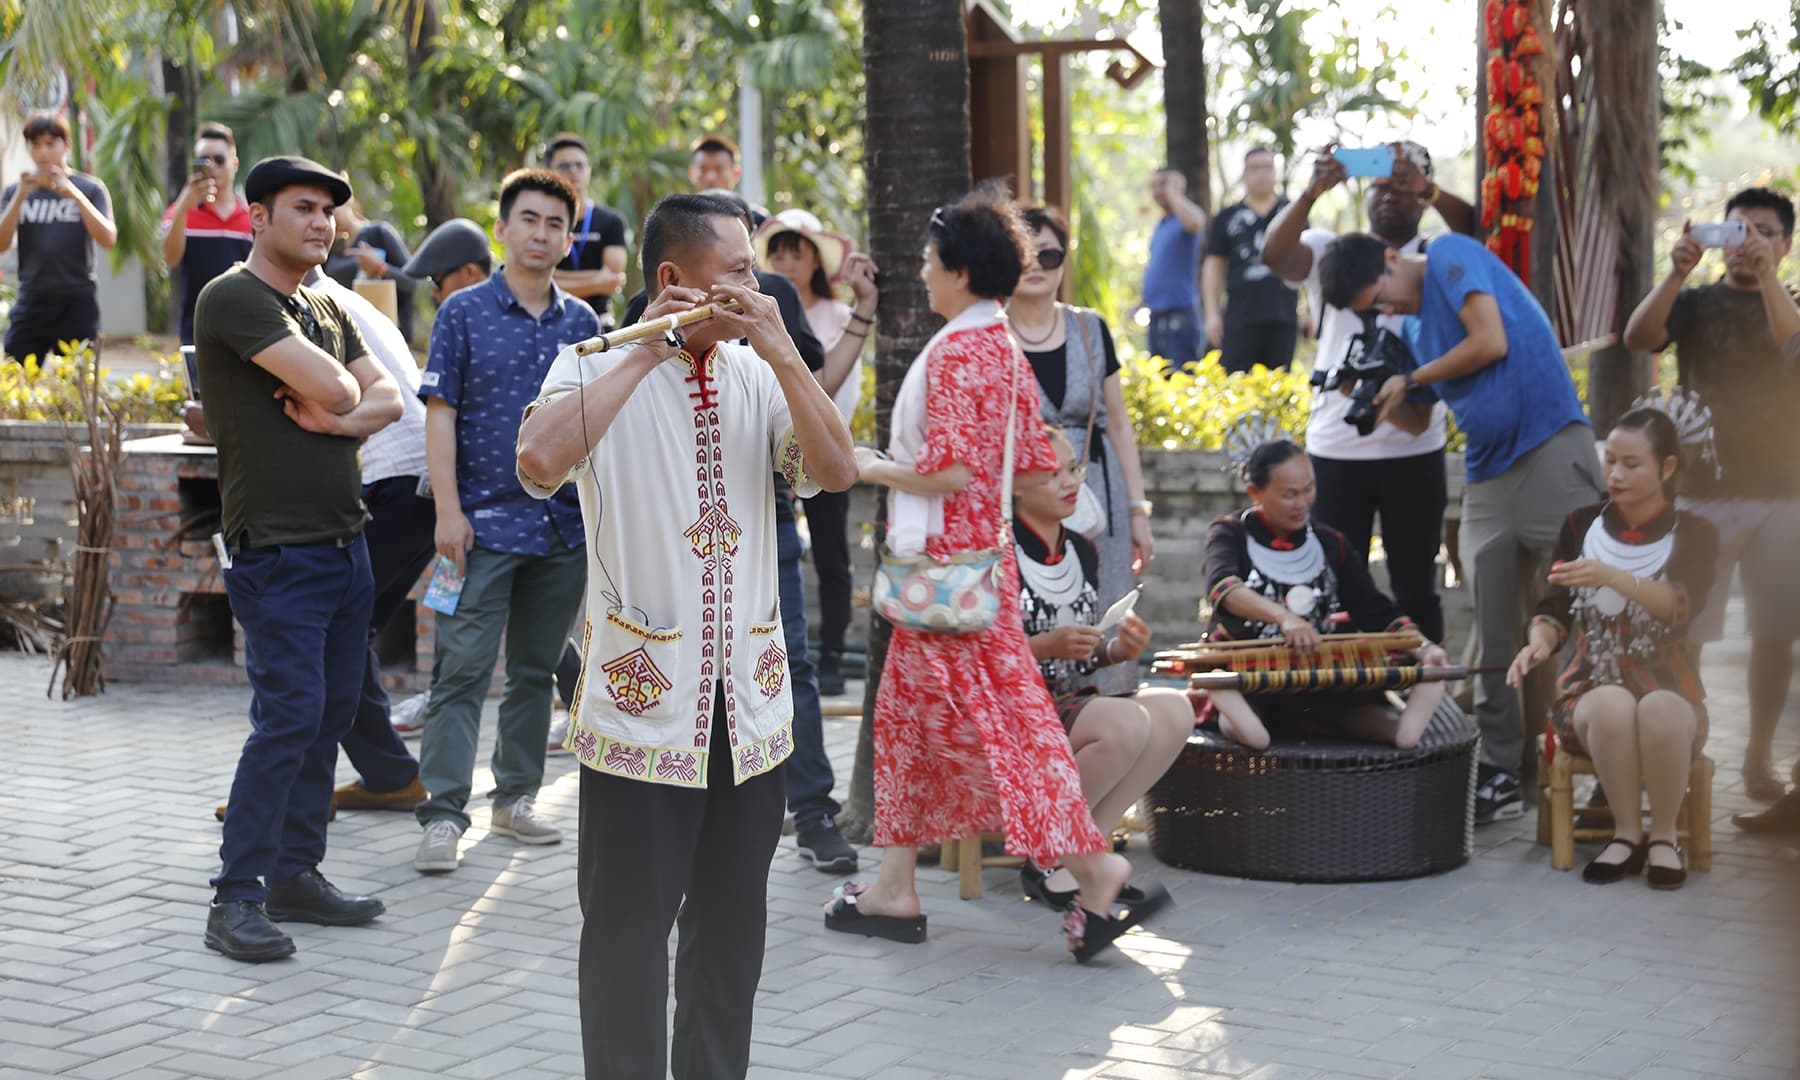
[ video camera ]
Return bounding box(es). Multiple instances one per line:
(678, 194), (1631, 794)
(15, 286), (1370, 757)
(1310, 312), (1414, 437)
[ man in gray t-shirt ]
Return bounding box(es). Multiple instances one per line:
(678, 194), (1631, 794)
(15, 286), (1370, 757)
(0, 111), (116, 360)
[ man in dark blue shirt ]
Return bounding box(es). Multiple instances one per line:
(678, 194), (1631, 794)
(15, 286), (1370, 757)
(412, 169), (601, 873)
(1140, 166), (1208, 368)
(1321, 231), (1599, 825)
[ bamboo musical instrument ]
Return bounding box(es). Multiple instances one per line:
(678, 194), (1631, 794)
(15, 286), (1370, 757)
(1185, 664), (1470, 694)
(1153, 630), (1426, 677)
(572, 297), (744, 356)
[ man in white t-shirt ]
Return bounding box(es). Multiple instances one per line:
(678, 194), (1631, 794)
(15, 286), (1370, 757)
(1259, 142), (1477, 644)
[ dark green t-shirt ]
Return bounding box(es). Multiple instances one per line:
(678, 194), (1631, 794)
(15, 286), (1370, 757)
(194, 265), (371, 548)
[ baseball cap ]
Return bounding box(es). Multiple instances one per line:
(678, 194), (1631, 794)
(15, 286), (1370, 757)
(243, 155), (352, 206)
(404, 218), (492, 281)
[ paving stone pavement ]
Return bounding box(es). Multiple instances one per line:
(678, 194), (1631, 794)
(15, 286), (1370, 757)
(2, 595), (1798, 1080)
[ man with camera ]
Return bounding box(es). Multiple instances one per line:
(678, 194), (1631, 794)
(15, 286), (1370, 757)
(1319, 229), (1597, 824)
(1624, 187), (1800, 801)
(162, 122), (254, 346)
(0, 111), (116, 361)
(1261, 144), (1476, 651)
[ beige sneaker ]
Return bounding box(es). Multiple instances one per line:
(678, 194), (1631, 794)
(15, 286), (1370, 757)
(491, 796), (561, 845)
(414, 819), (463, 873)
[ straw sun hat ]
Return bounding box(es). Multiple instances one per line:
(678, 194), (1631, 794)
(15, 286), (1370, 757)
(752, 209), (853, 283)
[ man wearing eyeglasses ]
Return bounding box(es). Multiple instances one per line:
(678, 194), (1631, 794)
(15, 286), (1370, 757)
(162, 121), (253, 346)
(543, 133), (628, 329)
(195, 156), (407, 963)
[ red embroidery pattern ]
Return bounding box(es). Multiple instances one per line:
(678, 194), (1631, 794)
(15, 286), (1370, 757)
(570, 726), (598, 760)
(684, 504), (743, 560)
(873, 322), (1105, 864)
(737, 742), (766, 776)
(654, 751), (701, 783)
(601, 648), (673, 716)
(602, 742), (649, 775)
(779, 430), (808, 490)
(766, 725), (792, 763)
(754, 639), (787, 699)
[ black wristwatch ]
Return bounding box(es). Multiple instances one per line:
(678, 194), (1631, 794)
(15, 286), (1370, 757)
(1402, 371), (1420, 395)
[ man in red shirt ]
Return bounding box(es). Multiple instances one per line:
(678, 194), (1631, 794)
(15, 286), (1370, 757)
(162, 122), (254, 345)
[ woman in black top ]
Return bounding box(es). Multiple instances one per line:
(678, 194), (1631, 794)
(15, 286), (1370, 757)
(1203, 440), (1449, 749)
(1508, 408), (1718, 888)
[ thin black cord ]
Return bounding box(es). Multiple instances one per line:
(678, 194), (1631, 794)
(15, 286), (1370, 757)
(577, 349), (663, 631)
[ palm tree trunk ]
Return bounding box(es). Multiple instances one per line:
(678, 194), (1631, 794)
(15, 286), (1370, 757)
(1159, 0), (1211, 212)
(405, 0), (457, 228)
(838, 0), (971, 844)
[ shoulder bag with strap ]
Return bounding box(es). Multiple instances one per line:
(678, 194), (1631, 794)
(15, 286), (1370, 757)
(1063, 308), (1109, 538)
(872, 337), (1025, 634)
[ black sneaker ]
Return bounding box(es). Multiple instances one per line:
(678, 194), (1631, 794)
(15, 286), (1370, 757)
(795, 816), (858, 873)
(816, 653), (847, 698)
(1475, 765), (1523, 824)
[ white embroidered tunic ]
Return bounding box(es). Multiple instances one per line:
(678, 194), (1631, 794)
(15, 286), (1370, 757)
(520, 341), (818, 788)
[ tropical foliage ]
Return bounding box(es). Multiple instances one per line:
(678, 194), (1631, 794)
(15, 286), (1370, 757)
(1119, 347), (1313, 451)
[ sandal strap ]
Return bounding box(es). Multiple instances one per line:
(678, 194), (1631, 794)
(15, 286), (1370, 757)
(1646, 839), (1680, 851)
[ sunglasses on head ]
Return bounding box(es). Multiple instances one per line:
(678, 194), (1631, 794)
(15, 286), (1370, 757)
(929, 207), (948, 230)
(1034, 248), (1066, 271)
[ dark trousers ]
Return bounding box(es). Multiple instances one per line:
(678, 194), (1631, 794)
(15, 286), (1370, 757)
(4, 291), (100, 360)
(577, 729), (786, 1080)
(801, 488), (853, 658)
(778, 511), (837, 823)
(1219, 319), (1299, 375)
(1310, 450), (1448, 643)
(1148, 305), (1203, 369)
(339, 476), (436, 792)
(213, 537), (373, 903)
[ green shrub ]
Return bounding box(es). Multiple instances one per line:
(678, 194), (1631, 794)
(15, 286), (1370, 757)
(1119, 342), (1313, 451)
(0, 347), (185, 424)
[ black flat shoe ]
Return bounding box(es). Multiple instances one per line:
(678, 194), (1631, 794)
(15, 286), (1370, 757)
(204, 901), (296, 963)
(1581, 838), (1647, 884)
(1645, 840), (1687, 890)
(1064, 884), (1172, 963)
(265, 868), (386, 926)
(1021, 863), (1147, 912)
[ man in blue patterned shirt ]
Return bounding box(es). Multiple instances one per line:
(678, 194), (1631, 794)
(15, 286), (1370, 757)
(412, 169), (601, 873)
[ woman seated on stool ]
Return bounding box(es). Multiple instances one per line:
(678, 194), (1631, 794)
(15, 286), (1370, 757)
(1015, 426), (1190, 910)
(1507, 408), (1717, 889)
(1204, 439), (1449, 750)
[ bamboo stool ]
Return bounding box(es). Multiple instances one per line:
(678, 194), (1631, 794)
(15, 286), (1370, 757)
(1535, 733), (1713, 872)
(939, 832), (1024, 900)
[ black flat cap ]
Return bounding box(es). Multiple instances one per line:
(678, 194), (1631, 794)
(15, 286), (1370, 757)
(404, 218), (491, 280)
(244, 155), (352, 205)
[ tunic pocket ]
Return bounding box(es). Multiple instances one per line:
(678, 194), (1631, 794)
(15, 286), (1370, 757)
(590, 610), (683, 721)
(745, 620), (790, 702)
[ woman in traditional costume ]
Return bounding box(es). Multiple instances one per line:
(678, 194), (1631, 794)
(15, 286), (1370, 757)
(1203, 438), (1449, 750)
(1508, 407), (1717, 889)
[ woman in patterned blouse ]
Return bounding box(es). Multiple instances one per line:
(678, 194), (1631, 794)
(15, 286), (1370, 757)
(1509, 408), (1718, 889)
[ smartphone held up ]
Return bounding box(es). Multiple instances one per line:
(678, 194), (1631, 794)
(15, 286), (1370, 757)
(1690, 221), (1746, 249)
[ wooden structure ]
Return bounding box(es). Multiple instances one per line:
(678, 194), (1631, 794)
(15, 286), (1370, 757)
(964, 0), (1155, 215)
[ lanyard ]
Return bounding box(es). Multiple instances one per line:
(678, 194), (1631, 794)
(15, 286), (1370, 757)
(570, 203), (594, 268)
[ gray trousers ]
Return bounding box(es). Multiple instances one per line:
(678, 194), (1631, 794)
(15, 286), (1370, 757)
(416, 544), (588, 830)
(1462, 422), (1603, 772)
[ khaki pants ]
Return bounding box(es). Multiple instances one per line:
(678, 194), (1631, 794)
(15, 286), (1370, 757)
(1461, 423), (1603, 773)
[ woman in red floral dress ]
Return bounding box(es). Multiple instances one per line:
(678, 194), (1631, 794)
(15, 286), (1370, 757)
(824, 186), (1167, 961)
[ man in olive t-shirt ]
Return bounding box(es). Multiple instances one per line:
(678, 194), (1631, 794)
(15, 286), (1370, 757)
(196, 156), (405, 964)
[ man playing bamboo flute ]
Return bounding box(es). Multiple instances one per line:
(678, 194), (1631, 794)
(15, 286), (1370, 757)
(515, 192), (856, 1080)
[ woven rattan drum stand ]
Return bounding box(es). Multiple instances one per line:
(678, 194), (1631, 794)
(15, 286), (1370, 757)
(1145, 697), (1478, 883)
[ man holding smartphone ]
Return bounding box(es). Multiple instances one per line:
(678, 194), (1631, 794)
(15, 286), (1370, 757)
(162, 122), (254, 345)
(1624, 187), (1800, 802)
(0, 111), (116, 361)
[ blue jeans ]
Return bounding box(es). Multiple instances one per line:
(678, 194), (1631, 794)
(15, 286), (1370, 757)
(777, 509), (838, 824)
(339, 476), (435, 793)
(1148, 305), (1203, 369)
(416, 544), (588, 830)
(213, 537), (373, 903)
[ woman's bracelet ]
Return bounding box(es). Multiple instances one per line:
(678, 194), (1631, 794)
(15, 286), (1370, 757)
(850, 311), (875, 326)
(842, 327), (868, 340)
